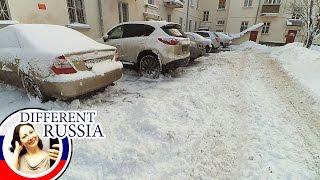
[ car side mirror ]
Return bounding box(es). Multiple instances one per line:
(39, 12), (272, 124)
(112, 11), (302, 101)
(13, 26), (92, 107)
(103, 35), (109, 42)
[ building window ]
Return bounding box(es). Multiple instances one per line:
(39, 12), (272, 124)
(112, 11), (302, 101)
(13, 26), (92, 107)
(203, 11), (209, 21)
(67, 0), (86, 24)
(217, 20), (225, 25)
(167, 14), (171, 22)
(216, 30), (223, 32)
(189, 19), (192, 31)
(179, 17), (183, 26)
(218, 0), (226, 9)
(264, 0), (281, 4)
(148, 0), (155, 5)
(240, 21), (249, 32)
(194, 21), (197, 31)
(244, 0), (253, 7)
(0, 0), (10, 20)
(262, 22), (270, 34)
(118, 2), (129, 23)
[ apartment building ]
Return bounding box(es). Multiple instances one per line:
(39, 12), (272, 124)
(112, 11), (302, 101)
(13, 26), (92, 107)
(0, 0), (305, 44)
(198, 0), (304, 45)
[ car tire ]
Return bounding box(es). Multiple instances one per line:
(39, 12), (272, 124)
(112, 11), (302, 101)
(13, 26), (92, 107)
(205, 45), (211, 53)
(21, 74), (48, 102)
(139, 54), (161, 79)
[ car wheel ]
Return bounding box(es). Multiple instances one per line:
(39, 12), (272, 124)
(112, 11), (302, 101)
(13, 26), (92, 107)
(205, 45), (211, 53)
(139, 55), (161, 79)
(21, 75), (48, 102)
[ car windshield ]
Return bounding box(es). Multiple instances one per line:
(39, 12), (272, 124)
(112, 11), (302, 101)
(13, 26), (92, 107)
(161, 24), (186, 38)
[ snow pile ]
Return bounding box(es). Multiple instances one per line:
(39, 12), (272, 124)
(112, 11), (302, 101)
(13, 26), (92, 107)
(235, 41), (271, 53)
(271, 42), (320, 97)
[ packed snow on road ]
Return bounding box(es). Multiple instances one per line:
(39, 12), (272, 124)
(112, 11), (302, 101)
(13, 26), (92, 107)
(1, 42), (320, 179)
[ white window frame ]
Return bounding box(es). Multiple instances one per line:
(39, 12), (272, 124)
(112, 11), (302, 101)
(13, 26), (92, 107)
(244, 0), (253, 7)
(262, 22), (270, 34)
(203, 11), (209, 21)
(67, 0), (86, 24)
(0, 0), (10, 20)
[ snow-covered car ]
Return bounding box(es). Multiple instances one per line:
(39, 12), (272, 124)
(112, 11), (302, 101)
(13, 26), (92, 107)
(185, 32), (212, 53)
(194, 31), (221, 51)
(189, 41), (205, 60)
(0, 24), (123, 101)
(103, 21), (190, 78)
(215, 32), (233, 47)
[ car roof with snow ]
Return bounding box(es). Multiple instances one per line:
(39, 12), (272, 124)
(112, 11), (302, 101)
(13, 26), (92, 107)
(118, 21), (180, 28)
(0, 24), (115, 54)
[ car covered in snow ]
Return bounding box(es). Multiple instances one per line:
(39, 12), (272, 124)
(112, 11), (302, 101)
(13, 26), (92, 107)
(194, 31), (221, 51)
(215, 32), (233, 47)
(0, 24), (123, 101)
(103, 21), (190, 78)
(185, 32), (212, 53)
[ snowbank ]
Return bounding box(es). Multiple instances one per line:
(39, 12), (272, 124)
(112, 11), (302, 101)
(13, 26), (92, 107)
(271, 43), (320, 98)
(233, 41), (271, 53)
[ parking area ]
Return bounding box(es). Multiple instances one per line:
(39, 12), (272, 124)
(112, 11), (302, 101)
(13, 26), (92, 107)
(1, 46), (319, 179)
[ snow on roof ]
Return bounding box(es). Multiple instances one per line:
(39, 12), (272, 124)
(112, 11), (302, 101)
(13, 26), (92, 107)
(229, 23), (264, 39)
(6, 24), (115, 54)
(119, 21), (178, 28)
(164, 0), (183, 6)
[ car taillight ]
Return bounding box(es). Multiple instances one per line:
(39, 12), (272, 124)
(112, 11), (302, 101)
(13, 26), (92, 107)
(51, 55), (77, 75)
(115, 49), (120, 61)
(215, 37), (220, 43)
(158, 37), (179, 45)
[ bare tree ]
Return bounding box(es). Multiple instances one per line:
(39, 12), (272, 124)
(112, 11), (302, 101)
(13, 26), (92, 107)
(289, 0), (320, 48)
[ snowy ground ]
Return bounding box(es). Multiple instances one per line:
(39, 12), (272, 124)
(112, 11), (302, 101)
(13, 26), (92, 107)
(1, 43), (320, 179)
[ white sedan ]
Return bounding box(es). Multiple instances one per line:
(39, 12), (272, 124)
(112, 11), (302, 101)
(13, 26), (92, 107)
(0, 24), (123, 101)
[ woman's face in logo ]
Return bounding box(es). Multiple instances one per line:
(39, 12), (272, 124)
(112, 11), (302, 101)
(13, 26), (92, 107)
(19, 125), (39, 149)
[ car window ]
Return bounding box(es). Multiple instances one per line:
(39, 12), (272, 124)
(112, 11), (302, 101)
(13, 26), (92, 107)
(195, 32), (209, 37)
(0, 29), (20, 48)
(161, 24), (186, 38)
(122, 24), (155, 38)
(108, 26), (124, 39)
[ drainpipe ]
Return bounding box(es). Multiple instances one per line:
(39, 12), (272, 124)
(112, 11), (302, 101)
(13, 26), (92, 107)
(186, 0), (190, 31)
(98, 0), (104, 36)
(255, 0), (262, 24)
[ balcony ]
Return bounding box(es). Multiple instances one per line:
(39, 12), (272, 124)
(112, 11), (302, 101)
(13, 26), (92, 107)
(260, 4), (280, 16)
(164, 0), (183, 8)
(144, 3), (161, 20)
(286, 19), (304, 27)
